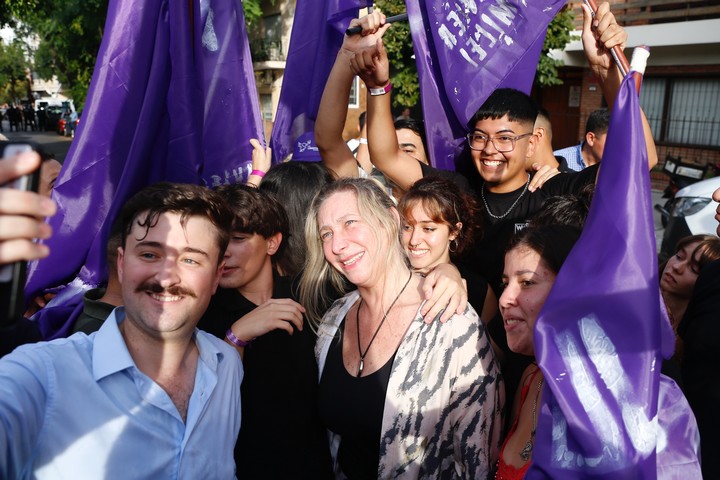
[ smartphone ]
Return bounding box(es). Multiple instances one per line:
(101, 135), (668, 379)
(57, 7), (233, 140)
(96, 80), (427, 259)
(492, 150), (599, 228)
(0, 142), (40, 326)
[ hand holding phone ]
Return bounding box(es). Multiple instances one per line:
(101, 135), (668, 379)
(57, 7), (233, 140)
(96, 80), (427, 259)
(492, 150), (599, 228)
(0, 144), (57, 324)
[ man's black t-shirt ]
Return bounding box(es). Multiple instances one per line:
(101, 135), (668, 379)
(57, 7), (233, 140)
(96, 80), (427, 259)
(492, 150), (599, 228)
(417, 164), (598, 294)
(474, 164), (599, 294)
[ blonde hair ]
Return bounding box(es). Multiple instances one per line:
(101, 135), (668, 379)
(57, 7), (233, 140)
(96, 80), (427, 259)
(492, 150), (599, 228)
(299, 177), (409, 327)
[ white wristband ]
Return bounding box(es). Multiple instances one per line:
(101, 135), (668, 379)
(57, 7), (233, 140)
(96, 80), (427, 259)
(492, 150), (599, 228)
(369, 83), (392, 96)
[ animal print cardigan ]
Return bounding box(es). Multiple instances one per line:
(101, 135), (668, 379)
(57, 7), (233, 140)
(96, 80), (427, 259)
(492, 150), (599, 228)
(316, 290), (505, 479)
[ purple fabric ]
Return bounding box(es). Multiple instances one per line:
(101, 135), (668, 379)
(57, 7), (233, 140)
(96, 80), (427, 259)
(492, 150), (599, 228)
(527, 74), (700, 478)
(26, 0), (262, 339)
(405, 0), (564, 170)
(292, 131), (322, 162)
(269, 0), (371, 163)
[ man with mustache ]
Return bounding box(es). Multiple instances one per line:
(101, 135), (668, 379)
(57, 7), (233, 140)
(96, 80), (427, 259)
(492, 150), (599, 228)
(0, 182), (244, 479)
(678, 185), (720, 478)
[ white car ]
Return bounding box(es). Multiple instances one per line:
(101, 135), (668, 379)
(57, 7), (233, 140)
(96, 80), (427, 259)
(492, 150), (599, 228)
(660, 176), (720, 260)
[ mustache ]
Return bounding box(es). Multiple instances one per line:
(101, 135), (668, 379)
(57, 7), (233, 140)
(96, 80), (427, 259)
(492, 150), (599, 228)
(136, 282), (197, 298)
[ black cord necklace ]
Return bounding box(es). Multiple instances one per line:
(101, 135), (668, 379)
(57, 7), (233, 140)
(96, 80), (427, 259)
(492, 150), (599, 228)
(355, 272), (413, 377)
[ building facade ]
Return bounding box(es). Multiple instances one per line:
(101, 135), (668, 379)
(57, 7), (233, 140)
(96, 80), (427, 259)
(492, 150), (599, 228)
(250, 0), (365, 144)
(546, 1), (720, 171)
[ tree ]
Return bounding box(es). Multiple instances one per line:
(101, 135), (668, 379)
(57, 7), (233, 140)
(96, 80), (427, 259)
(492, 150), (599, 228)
(536, 6), (577, 87)
(0, 0), (266, 110)
(0, 39), (30, 104)
(373, 1), (576, 110)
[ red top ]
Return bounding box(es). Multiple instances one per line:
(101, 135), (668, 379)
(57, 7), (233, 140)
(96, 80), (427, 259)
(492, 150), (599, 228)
(495, 368), (541, 480)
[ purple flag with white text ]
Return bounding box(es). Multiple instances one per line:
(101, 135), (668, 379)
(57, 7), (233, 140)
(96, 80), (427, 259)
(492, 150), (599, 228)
(405, 0), (565, 170)
(26, 0), (263, 339)
(527, 74), (701, 478)
(270, 0), (371, 163)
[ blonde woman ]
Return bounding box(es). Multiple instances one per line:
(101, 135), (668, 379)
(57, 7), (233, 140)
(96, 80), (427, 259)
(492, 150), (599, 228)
(300, 178), (503, 479)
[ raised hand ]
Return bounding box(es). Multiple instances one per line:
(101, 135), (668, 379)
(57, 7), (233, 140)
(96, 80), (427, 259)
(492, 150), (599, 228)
(581, 2), (627, 83)
(341, 11), (391, 56)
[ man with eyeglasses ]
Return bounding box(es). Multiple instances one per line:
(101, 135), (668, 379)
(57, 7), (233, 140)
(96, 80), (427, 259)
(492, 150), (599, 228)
(357, 4), (657, 293)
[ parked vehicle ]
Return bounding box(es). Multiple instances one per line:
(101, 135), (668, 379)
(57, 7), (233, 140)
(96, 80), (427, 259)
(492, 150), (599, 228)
(57, 111), (79, 137)
(659, 176), (720, 261)
(655, 156), (707, 227)
(45, 106), (64, 131)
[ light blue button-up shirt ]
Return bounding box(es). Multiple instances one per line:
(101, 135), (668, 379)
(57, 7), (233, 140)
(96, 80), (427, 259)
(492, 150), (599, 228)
(0, 308), (243, 479)
(554, 143), (585, 172)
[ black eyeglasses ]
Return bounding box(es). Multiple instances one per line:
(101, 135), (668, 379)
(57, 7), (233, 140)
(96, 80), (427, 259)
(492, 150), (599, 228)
(466, 132), (533, 152)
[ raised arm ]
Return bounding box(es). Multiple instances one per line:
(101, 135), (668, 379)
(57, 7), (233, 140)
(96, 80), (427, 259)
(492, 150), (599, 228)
(582, 2), (658, 170)
(315, 13), (389, 179)
(351, 38), (424, 191)
(246, 139), (271, 188)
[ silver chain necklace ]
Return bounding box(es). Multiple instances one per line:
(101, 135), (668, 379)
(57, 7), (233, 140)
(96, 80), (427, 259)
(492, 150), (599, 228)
(519, 376), (544, 462)
(481, 173), (530, 220)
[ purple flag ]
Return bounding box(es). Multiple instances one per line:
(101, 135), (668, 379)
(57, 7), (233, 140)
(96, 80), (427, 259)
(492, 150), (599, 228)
(269, 0), (371, 163)
(405, 0), (565, 170)
(26, 0), (263, 339)
(527, 74), (700, 478)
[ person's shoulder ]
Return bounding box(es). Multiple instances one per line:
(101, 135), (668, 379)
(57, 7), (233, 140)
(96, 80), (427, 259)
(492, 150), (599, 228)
(195, 329), (242, 367)
(1, 333), (92, 373)
(543, 163), (598, 192)
(425, 302), (482, 336)
(324, 291), (357, 317)
(699, 259), (720, 278)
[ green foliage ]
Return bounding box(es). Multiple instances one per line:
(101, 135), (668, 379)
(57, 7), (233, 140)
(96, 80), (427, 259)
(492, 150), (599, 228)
(0, 0), (39, 28)
(536, 6), (577, 87)
(0, 40), (30, 104)
(243, 0), (265, 26)
(0, 0), (268, 109)
(375, 0), (417, 109)
(5, 0), (109, 110)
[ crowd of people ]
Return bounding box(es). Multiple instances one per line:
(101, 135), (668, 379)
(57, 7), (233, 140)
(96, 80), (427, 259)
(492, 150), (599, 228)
(0, 2), (716, 479)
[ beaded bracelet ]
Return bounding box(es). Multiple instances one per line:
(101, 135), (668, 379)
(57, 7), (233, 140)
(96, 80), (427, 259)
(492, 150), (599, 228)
(226, 329), (252, 348)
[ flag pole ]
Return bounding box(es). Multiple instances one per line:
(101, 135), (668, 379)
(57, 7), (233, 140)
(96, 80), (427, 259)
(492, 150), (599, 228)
(630, 45), (650, 93)
(583, 0), (631, 77)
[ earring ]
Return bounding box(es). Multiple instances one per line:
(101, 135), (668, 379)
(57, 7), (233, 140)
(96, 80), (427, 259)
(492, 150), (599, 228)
(449, 238), (458, 253)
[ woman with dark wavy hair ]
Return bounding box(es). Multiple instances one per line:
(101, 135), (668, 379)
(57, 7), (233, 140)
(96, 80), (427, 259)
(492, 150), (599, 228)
(398, 175), (497, 324)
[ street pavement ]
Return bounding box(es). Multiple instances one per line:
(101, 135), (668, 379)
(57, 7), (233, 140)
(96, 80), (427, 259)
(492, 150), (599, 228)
(2, 126), (74, 163)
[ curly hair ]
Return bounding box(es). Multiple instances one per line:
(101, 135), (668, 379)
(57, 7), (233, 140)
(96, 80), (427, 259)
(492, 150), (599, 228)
(398, 175), (481, 261)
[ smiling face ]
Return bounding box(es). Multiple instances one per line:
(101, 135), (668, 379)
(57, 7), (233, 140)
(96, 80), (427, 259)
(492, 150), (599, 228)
(499, 246), (557, 357)
(402, 202), (454, 272)
(471, 115), (536, 193)
(317, 190), (387, 288)
(661, 241), (701, 299)
(118, 212), (222, 341)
